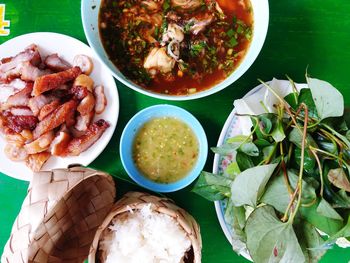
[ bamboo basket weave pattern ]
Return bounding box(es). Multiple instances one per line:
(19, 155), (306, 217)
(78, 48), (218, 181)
(88, 191), (202, 263)
(2, 166), (116, 263)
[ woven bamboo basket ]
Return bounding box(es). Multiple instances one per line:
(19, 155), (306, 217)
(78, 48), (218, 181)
(1, 166), (116, 263)
(88, 191), (202, 263)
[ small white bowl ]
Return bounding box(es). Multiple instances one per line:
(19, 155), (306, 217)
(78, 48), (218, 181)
(82, 0), (269, 100)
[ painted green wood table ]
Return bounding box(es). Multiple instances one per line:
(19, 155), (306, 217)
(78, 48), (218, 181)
(1, 0), (350, 262)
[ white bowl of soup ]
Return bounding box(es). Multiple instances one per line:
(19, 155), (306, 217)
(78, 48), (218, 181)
(82, 0), (269, 100)
(119, 104), (208, 192)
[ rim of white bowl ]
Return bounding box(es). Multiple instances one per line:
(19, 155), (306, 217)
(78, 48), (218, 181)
(82, 0), (269, 100)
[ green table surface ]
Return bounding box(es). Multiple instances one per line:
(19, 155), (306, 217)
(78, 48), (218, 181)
(1, 0), (350, 262)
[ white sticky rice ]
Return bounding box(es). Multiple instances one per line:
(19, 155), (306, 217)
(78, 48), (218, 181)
(99, 204), (192, 263)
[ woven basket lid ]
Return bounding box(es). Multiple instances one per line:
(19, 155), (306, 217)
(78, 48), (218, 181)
(88, 191), (202, 263)
(1, 166), (116, 263)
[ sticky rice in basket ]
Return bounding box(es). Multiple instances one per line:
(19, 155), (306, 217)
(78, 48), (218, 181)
(88, 192), (202, 263)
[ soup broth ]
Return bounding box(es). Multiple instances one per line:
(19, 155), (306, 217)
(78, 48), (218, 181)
(133, 117), (199, 183)
(99, 0), (253, 95)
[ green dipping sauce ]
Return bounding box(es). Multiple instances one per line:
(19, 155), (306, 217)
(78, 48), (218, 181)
(133, 117), (199, 184)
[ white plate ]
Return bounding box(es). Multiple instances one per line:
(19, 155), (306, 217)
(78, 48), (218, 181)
(213, 84), (265, 261)
(0, 32), (119, 181)
(213, 80), (309, 260)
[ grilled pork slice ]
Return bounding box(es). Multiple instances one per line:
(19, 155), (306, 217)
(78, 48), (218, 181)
(94, 85), (107, 114)
(32, 66), (81, 96)
(38, 100), (60, 121)
(51, 131), (71, 156)
(3, 111), (38, 133)
(33, 100), (77, 139)
(77, 92), (95, 115)
(73, 55), (93, 75)
(70, 85), (89, 100)
(1, 83), (33, 110)
(10, 106), (34, 116)
(26, 152), (51, 172)
(28, 94), (54, 116)
(66, 119), (109, 156)
(75, 111), (94, 132)
(0, 79), (27, 103)
(0, 44), (41, 73)
(24, 131), (54, 154)
(0, 62), (49, 82)
(44, 53), (71, 72)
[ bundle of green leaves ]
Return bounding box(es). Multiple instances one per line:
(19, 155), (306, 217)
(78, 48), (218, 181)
(193, 77), (350, 263)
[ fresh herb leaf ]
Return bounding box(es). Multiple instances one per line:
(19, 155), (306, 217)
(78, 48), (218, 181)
(227, 28), (235, 38)
(224, 161), (240, 179)
(284, 92), (299, 110)
(327, 168), (350, 192)
(261, 170), (317, 213)
(298, 88), (319, 119)
(239, 142), (259, 157)
(192, 171), (233, 201)
(245, 206), (305, 263)
(321, 215), (350, 248)
(228, 37), (238, 47)
(294, 220), (327, 263)
(307, 77), (344, 120)
(294, 147), (316, 173)
(236, 151), (255, 171)
(316, 198), (343, 221)
(231, 163), (278, 207)
(300, 200), (343, 235)
(190, 41), (206, 57)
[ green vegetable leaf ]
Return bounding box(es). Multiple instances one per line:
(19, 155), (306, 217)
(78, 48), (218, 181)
(261, 170), (317, 213)
(227, 135), (250, 144)
(294, 147), (316, 173)
(255, 138), (271, 147)
(300, 200), (343, 235)
(231, 163), (278, 207)
(231, 206), (248, 255)
(284, 92), (299, 110)
(262, 145), (276, 160)
(288, 127), (317, 148)
(192, 171), (233, 201)
(298, 88), (319, 119)
(211, 144), (238, 155)
(212, 135), (249, 155)
(258, 115), (273, 134)
(318, 141), (338, 155)
(245, 206), (305, 263)
(322, 215), (350, 248)
(327, 168), (350, 192)
(224, 161), (240, 179)
(307, 77), (344, 120)
(271, 119), (286, 142)
(239, 142), (259, 156)
(294, 220), (327, 263)
(316, 198), (343, 221)
(236, 151), (255, 171)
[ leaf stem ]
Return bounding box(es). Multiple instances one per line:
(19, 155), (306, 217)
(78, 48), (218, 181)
(310, 149), (324, 197)
(280, 142), (294, 195)
(288, 104), (309, 223)
(321, 123), (350, 149)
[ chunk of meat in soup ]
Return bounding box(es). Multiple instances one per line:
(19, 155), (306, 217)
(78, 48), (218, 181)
(170, 0), (202, 11)
(143, 47), (175, 75)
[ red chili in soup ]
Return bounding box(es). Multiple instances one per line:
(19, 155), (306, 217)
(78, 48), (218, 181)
(99, 0), (253, 95)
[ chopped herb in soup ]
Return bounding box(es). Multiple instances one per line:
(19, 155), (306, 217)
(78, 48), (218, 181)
(133, 117), (199, 183)
(99, 0), (253, 95)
